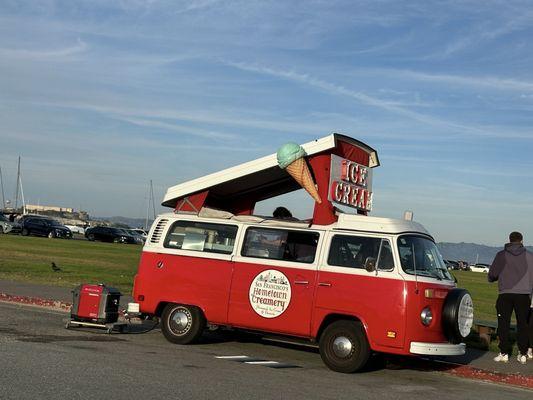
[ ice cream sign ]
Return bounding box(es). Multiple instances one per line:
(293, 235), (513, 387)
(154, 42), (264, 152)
(328, 154), (373, 212)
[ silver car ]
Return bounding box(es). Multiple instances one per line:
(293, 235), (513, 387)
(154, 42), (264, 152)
(0, 214), (21, 234)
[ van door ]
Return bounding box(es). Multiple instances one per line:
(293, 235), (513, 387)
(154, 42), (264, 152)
(228, 227), (321, 337)
(313, 232), (406, 349)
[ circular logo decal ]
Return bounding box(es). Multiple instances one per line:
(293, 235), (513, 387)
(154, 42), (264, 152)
(249, 270), (292, 318)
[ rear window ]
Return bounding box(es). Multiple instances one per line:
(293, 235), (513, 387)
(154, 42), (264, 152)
(164, 220), (238, 255)
(241, 227), (319, 263)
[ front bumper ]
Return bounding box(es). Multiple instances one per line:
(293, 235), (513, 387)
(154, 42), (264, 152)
(410, 342), (465, 356)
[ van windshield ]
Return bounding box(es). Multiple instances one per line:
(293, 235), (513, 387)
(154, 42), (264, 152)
(397, 235), (453, 281)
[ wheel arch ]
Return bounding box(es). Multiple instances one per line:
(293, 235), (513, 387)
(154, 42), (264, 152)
(315, 313), (369, 342)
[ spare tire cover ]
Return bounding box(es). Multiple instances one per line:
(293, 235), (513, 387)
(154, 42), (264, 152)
(442, 288), (474, 344)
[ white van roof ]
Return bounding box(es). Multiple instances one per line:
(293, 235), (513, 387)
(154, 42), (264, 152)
(155, 209), (432, 238)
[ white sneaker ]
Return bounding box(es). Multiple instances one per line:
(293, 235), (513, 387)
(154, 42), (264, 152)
(528, 348), (533, 360)
(494, 353), (509, 362)
(517, 354), (527, 364)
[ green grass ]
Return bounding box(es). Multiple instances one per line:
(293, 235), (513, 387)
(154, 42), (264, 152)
(0, 234), (142, 294)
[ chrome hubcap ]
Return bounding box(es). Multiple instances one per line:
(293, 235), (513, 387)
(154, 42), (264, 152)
(170, 309), (191, 335)
(332, 336), (353, 358)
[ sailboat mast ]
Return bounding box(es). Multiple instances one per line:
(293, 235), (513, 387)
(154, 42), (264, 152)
(150, 179), (156, 220)
(14, 156), (20, 210)
(0, 166), (5, 209)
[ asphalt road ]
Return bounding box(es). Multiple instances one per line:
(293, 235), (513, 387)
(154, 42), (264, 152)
(0, 302), (531, 400)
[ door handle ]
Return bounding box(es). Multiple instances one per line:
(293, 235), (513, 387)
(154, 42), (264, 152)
(294, 280), (309, 285)
(318, 282), (332, 287)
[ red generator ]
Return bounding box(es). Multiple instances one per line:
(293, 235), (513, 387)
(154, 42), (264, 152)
(70, 284), (121, 324)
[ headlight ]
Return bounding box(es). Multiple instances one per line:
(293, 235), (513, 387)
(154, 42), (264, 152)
(420, 307), (433, 326)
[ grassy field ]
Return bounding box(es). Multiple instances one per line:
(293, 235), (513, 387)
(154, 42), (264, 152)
(0, 234), (142, 294)
(0, 235), (501, 322)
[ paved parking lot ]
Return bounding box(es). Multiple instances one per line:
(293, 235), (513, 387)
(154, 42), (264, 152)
(0, 302), (531, 400)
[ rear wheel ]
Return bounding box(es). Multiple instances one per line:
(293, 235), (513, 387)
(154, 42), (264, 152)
(48, 231), (56, 239)
(87, 233), (95, 241)
(319, 320), (370, 373)
(21, 228), (29, 236)
(161, 303), (206, 344)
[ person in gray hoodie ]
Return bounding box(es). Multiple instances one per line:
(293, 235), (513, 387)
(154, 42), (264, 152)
(488, 231), (533, 364)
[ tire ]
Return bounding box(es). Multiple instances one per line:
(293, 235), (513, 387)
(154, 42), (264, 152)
(0, 226), (4, 234)
(319, 320), (371, 373)
(48, 231), (56, 239)
(21, 228), (29, 236)
(87, 233), (95, 241)
(442, 288), (474, 344)
(161, 303), (206, 345)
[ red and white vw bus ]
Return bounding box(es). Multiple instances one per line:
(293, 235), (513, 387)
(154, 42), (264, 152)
(128, 134), (474, 373)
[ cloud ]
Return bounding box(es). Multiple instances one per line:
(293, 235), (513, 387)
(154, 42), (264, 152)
(0, 38), (87, 60)
(223, 60), (533, 139)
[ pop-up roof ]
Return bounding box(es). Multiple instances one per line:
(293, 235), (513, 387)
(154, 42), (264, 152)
(162, 133), (379, 225)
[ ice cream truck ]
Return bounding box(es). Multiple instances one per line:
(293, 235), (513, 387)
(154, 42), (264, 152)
(128, 133), (474, 373)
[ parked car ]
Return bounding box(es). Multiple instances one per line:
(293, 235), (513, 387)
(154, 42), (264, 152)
(20, 216), (72, 238)
(470, 263), (489, 273)
(85, 226), (137, 244)
(130, 228), (148, 239)
(444, 259), (460, 270)
(126, 229), (146, 244)
(64, 225), (86, 235)
(0, 213), (21, 234)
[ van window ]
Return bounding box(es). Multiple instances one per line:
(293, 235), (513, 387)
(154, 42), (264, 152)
(328, 235), (394, 270)
(164, 221), (238, 255)
(242, 227), (319, 263)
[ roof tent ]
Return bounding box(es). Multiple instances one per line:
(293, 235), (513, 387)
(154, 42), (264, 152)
(162, 133), (379, 225)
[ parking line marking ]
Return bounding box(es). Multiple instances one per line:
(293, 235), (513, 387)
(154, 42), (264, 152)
(245, 361), (280, 365)
(215, 356), (250, 359)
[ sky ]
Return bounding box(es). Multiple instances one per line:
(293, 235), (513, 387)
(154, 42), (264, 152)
(1, 0), (533, 246)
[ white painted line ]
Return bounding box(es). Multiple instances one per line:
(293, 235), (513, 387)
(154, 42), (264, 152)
(245, 361), (280, 365)
(215, 356), (250, 359)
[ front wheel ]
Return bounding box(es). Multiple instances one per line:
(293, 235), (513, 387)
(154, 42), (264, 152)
(87, 233), (95, 241)
(319, 320), (370, 373)
(21, 228), (29, 236)
(161, 304), (206, 344)
(48, 231), (56, 239)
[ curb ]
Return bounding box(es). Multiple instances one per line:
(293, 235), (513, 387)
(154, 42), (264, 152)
(444, 363), (533, 390)
(0, 292), (71, 312)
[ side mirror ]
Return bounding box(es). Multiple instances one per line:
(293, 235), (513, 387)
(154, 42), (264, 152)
(364, 257), (376, 272)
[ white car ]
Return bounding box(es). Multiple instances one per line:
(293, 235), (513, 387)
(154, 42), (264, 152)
(64, 225), (86, 235)
(469, 263), (489, 273)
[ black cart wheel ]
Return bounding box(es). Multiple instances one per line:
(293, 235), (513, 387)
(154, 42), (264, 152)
(319, 320), (371, 373)
(442, 289), (474, 344)
(161, 303), (206, 344)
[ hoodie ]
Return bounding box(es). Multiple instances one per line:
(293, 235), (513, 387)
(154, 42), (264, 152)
(488, 243), (533, 294)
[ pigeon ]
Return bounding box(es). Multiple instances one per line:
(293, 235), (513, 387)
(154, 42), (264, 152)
(51, 262), (61, 272)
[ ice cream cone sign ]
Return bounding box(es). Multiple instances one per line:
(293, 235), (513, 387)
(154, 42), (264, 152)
(277, 142), (322, 204)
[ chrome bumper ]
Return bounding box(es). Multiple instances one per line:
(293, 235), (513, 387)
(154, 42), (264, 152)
(410, 342), (465, 356)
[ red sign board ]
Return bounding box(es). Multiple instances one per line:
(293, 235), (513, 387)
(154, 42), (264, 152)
(328, 154), (373, 212)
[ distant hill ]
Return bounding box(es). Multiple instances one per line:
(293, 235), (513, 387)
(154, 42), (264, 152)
(437, 242), (533, 264)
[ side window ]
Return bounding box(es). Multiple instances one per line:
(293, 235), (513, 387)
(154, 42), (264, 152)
(164, 220), (238, 255)
(328, 235), (394, 270)
(242, 227), (319, 264)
